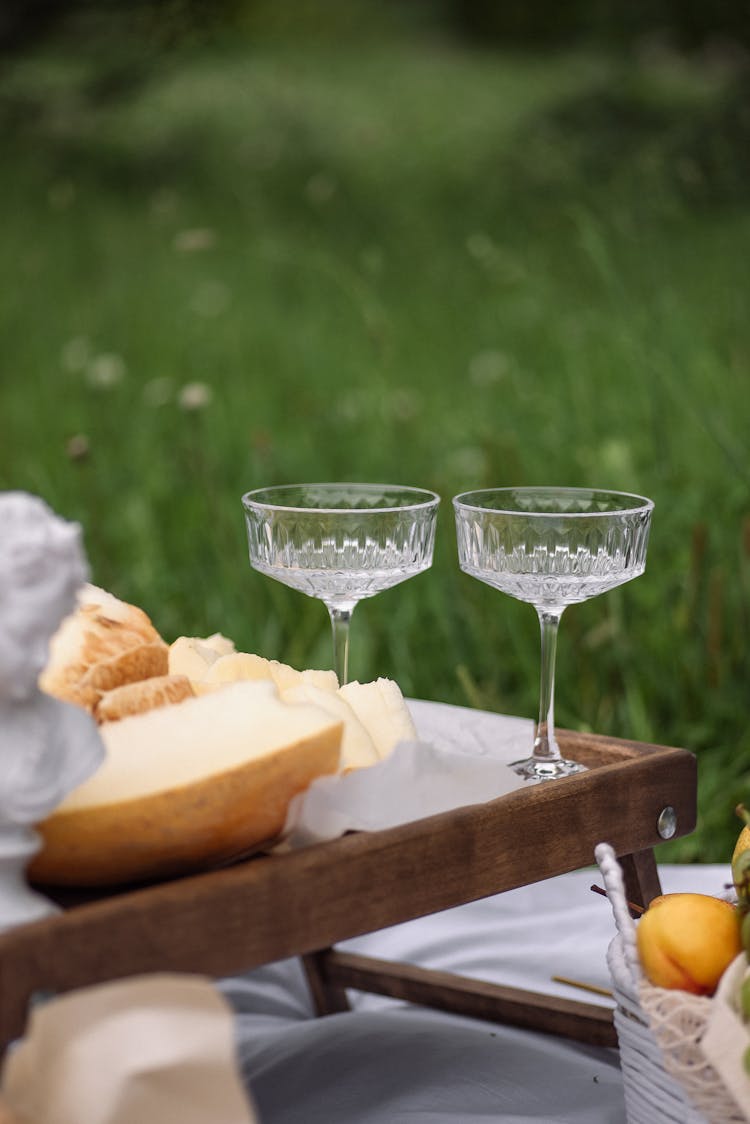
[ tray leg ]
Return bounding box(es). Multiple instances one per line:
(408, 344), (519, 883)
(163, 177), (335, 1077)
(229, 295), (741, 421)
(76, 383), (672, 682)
(305, 950), (616, 1047)
(302, 950), (350, 1015)
(301, 854), (661, 1040)
(619, 849), (662, 915)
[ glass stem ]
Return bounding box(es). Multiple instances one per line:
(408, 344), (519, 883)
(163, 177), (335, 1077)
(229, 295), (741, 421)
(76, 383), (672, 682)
(327, 602), (356, 685)
(534, 608), (564, 762)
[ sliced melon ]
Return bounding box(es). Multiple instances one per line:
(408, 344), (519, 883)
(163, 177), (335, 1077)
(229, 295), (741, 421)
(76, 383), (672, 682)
(201, 632), (237, 657)
(29, 681), (342, 887)
(282, 683), (379, 771)
(199, 651), (339, 695)
(337, 678), (417, 760)
(168, 636), (222, 680)
(202, 652), (275, 684)
(268, 661), (339, 694)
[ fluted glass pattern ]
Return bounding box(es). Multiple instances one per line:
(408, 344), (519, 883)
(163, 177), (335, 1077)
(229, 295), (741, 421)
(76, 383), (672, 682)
(242, 483), (439, 603)
(454, 487), (653, 610)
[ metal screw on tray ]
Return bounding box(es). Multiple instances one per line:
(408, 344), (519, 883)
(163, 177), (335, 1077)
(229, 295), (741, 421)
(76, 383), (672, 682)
(453, 487), (654, 782)
(657, 806), (677, 839)
(0, 492), (105, 931)
(242, 483), (440, 684)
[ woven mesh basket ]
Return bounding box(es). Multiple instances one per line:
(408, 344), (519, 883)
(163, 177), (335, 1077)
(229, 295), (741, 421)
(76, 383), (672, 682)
(595, 843), (747, 1124)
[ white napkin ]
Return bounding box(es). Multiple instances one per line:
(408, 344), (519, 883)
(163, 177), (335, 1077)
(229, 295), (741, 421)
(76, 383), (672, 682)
(281, 700), (533, 849)
(0, 975), (258, 1124)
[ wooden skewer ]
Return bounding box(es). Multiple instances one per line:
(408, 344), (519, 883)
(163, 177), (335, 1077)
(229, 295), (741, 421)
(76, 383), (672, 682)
(590, 883), (645, 915)
(551, 975), (613, 999)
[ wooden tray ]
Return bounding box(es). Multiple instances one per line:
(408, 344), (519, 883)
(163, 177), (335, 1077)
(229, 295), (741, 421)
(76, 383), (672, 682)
(0, 728), (697, 1056)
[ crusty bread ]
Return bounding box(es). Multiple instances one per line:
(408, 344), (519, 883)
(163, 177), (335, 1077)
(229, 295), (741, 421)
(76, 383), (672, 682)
(77, 583), (162, 639)
(95, 674), (195, 724)
(39, 584), (168, 710)
(50, 680), (102, 712)
(30, 681), (342, 886)
(82, 640), (168, 694)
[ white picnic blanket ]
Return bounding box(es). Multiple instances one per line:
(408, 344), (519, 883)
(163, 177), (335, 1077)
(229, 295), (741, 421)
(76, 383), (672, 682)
(220, 699), (730, 1124)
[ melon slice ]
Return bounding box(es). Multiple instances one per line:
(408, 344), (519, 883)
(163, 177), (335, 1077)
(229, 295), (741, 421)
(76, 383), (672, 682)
(202, 652), (275, 684)
(201, 632), (236, 657)
(268, 661), (339, 694)
(29, 680), (342, 887)
(282, 683), (379, 771)
(168, 636), (222, 680)
(337, 678), (417, 760)
(198, 651), (339, 695)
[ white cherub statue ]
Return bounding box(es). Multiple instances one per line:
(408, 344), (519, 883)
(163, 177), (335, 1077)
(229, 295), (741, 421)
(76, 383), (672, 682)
(0, 492), (104, 931)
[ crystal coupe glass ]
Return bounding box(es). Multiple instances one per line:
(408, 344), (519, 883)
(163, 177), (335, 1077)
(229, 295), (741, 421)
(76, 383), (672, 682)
(453, 487), (654, 781)
(242, 483), (440, 684)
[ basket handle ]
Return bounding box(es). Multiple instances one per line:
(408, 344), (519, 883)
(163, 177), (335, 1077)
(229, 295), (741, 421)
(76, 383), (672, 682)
(594, 842), (643, 983)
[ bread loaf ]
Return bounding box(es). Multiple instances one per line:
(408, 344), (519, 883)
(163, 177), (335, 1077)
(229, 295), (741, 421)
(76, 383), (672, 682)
(39, 584), (168, 710)
(29, 681), (342, 886)
(94, 674), (194, 723)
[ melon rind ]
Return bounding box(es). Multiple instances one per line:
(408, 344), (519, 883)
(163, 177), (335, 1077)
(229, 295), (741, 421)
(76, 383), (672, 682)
(29, 681), (342, 886)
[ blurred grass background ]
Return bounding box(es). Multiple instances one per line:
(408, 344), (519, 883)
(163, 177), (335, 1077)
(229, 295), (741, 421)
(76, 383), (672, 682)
(2, 0), (749, 861)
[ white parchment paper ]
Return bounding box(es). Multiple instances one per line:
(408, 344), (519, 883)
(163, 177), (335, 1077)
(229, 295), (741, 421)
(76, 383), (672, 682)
(281, 699), (534, 848)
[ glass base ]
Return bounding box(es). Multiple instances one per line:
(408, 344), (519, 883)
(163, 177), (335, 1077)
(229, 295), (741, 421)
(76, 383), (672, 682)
(511, 755), (587, 782)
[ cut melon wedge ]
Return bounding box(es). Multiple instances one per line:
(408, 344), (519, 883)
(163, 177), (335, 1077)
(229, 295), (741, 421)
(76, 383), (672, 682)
(199, 651), (338, 695)
(268, 661), (338, 694)
(337, 678), (417, 760)
(29, 681), (342, 887)
(282, 683), (379, 771)
(202, 652), (275, 685)
(168, 636), (222, 680)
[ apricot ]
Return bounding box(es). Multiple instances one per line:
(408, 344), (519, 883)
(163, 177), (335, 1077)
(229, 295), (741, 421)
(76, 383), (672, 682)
(636, 892), (742, 995)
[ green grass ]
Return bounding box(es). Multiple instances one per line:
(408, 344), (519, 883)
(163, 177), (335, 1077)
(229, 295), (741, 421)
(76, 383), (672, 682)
(2, 26), (749, 861)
